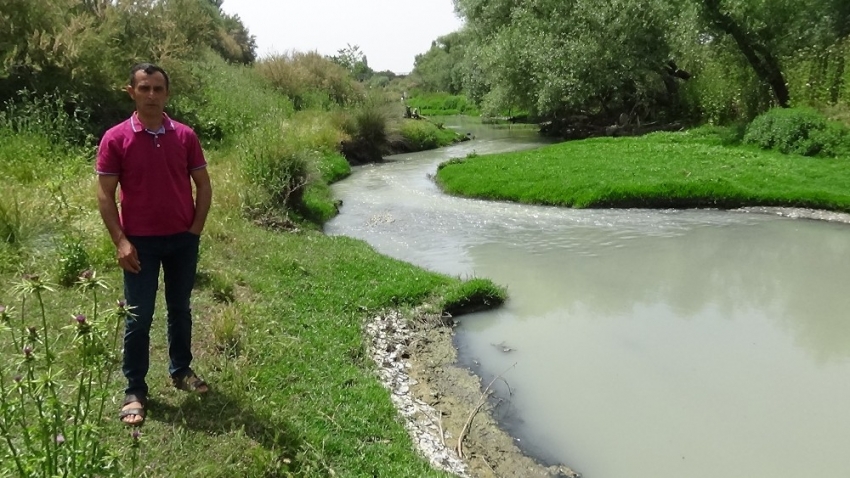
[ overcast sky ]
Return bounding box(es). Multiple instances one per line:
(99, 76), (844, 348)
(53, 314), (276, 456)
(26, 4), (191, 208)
(220, 0), (464, 74)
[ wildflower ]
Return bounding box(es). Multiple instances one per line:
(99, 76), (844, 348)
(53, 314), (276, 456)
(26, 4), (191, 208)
(75, 314), (87, 325)
(117, 299), (126, 308)
(79, 270), (94, 281)
(55, 434), (65, 445)
(27, 326), (38, 340)
(23, 345), (33, 358)
(132, 429), (141, 440)
(13, 374), (22, 383)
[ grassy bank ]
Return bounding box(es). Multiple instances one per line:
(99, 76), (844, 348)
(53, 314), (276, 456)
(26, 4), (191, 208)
(0, 55), (502, 477)
(0, 141), (505, 477)
(406, 93), (480, 117)
(435, 127), (850, 212)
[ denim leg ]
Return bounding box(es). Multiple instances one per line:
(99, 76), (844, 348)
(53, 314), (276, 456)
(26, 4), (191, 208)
(122, 237), (162, 396)
(163, 232), (200, 378)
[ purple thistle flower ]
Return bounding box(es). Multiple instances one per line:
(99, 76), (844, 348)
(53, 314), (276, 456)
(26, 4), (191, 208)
(117, 299), (126, 308)
(55, 434), (65, 445)
(23, 345), (32, 358)
(13, 374), (22, 383)
(75, 314), (87, 325)
(132, 429), (141, 440)
(27, 326), (37, 335)
(79, 270), (94, 280)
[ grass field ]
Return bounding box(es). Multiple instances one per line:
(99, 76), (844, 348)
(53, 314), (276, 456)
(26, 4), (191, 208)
(436, 127), (850, 212)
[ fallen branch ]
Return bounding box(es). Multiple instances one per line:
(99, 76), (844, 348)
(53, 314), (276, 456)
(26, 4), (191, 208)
(456, 362), (517, 459)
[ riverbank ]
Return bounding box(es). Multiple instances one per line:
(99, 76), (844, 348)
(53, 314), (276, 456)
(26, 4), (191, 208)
(0, 142), (507, 477)
(434, 127), (850, 213)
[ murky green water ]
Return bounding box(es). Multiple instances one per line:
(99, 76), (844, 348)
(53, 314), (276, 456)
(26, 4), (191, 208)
(325, 118), (850, 477)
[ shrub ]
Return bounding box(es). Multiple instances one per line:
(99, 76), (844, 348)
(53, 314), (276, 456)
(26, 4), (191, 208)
(743, 107), (850, 157)
(168, 53), (294, 145)
(256, 52), (363, 110)
(337, 100), (392, 163)
(397, 120), (461, 151)
(240, 121), (317, 211)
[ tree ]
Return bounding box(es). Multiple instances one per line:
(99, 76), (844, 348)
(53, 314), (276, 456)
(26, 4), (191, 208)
(331, 44), (373, 82)
(411, 31), (469, 94)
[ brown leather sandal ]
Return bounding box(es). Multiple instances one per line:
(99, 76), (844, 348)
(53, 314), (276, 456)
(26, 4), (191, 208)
(171, 369), (209, 394)
(119, 393), (147, 426)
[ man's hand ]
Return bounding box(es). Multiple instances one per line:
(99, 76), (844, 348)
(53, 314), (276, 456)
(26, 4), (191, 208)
(117, 237), (141, 273)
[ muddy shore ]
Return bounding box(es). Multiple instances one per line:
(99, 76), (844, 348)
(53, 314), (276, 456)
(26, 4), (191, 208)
(366, 207), (850, 478)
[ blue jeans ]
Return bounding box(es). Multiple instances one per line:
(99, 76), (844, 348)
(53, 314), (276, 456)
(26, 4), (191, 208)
(122, 232), (200, 396)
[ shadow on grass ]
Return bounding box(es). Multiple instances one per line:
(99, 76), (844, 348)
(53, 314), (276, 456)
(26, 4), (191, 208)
(146, 389), (301, 473)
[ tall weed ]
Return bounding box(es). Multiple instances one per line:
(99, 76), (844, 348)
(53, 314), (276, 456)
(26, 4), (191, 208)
(0, 273), (141, 477)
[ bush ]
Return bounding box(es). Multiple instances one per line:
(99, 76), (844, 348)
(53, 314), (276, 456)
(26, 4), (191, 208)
(168, 53), (294, 145)
(337, 100), (392, 163)
(743, 107), (850, 157)
(397, 120), (461, 151)
(256, 52), (363, 110)
(239, 121), (317, 211)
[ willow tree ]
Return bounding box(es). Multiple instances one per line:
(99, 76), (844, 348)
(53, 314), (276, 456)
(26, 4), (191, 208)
(453, 0), (681, 120)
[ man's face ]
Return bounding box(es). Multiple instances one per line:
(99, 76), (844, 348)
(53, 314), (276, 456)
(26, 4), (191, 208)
(126, 70), (169, 115)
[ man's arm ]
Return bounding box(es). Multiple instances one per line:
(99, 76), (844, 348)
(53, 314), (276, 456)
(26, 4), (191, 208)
(96, 175), (140, 273)
(189, 167), (212, 235)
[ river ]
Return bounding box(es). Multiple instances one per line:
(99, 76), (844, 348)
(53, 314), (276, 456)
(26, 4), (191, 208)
(325, 117), (850, 478)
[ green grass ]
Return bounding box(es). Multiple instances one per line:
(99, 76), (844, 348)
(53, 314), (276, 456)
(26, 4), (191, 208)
(0, 136), (504, 477)
(397, 119), (463, 151)
(435, 127), (850, 212)
(406, 93), (480, 116)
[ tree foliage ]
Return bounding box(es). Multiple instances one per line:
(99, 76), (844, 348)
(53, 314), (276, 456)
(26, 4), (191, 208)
(411, 31), (469, 94)
(448, 0), (850, 123)
(0, 0), (257, 134)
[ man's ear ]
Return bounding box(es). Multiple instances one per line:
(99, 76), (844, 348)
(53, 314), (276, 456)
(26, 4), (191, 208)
(125, 84), (135, 99)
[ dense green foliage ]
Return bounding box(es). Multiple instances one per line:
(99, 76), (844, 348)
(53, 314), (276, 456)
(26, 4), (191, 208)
(410, 31), (469, 95)
(0, 0), (257, 134)
(436, 128), (850, 211)
(407, 0), (850, 124)
(743, 107), (850, 157)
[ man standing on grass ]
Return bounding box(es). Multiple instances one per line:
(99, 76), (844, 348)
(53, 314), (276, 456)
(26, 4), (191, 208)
(96, 63), (212, 426)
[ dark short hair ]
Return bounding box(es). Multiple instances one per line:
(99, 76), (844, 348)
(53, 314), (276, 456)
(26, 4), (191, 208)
(129, 63), (170, 90)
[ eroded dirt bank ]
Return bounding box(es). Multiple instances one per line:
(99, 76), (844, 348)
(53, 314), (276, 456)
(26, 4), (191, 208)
(367, 311), (579, 478)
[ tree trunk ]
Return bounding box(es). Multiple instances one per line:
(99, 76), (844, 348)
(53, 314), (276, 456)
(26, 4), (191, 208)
(701, 0), (790, 107)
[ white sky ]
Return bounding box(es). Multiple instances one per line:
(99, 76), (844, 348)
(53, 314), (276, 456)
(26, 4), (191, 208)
(220, 0), (464, 74)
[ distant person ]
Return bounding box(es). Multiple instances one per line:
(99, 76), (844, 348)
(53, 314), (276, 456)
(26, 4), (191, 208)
(96, 63), (212, 426)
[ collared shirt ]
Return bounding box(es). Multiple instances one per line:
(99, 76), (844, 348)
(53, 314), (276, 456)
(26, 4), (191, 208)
(96, 113), (207, 236)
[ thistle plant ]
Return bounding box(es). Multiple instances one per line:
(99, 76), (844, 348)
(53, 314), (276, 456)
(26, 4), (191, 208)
(0, 270), (139, 477)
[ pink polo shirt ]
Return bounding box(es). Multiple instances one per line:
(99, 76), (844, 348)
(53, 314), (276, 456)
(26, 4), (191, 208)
(96, 113), (207, 236)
